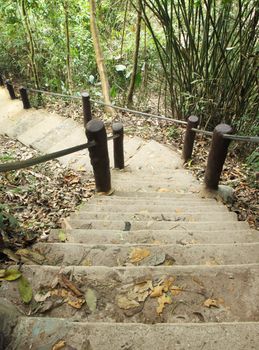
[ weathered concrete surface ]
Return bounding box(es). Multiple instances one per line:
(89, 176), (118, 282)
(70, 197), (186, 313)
(0, 298), (21, 349)
(34, 242), (259, 266)
(1, 86), (259, 349)
(1, 265), (259, 323)
(49, 228), (258, 244)
(9, 318), (259, 350)
(0, 87), (145, 171)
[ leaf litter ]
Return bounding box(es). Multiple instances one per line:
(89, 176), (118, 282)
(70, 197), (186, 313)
(117, 276), (183, 316)
(0, 134), (95, 265)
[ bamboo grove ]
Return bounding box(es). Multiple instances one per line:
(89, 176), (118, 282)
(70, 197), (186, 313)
(0, 0), (258, 136)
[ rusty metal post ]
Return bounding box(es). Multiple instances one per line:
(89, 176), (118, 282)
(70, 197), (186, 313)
(182, 115), (199, 162)
(81, 92), (92, 126)
(204, 124), (233, 190)
(0, 75), (4, 86)
(5, 80), (16, 99)
(19, 86), (31, 109)
(112, 122), (124, 169)
(86, 119), (111, 193)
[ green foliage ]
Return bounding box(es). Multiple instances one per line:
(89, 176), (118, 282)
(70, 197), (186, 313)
(166, 126), (180, 140)
(246, 150), (259, 173)
(140, 0), (258, 130)
(0, 204), (19, 232)
(0, 0), (257, 137)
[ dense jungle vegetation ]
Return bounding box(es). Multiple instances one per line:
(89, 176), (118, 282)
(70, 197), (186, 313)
(0, 0), (258, 139)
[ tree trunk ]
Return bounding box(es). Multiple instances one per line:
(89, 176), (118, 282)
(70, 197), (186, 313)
(89, 0), (114, 115)
(20, 0), (40, 89)
(63, 0), (73, 93)
(127, 0), (142, 106)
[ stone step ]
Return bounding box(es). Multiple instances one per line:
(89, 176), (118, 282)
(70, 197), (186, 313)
(112, 181), (200, 192)
(108, 191), (210, 197)
(126, 140), (183, 171)
(34, 242), (259, 266)
(1, 264), (258, 323)
(9, 317), (259, 350)
(78, 205), (229, 215)
(111, 172), (199, 186)
(83, 196), (225, 205)
(49, 228), (258, 245)
(70, 211), (236, 222)
(66, 219), (249, 231)
(89, 193), (219, 203)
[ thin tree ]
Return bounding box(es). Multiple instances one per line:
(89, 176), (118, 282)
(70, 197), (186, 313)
(127, 0), (142, 106)
(63, 0), (73, 93)
(89, 0), (114, 114)
(20, 0), (40, 89)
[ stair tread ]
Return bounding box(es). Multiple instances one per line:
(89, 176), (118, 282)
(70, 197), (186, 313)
(1, 264), (258, 323)
(66, 219), (249, 230)
(34, 241), (259, 266)
(9, 317), (259, 350)
(49, 228), (258, 244)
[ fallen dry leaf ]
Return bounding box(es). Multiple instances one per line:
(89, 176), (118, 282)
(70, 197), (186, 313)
(156, 294), (172, 314)
(158, 188), (171, 193)
(34, 291), (51, 302)
(129, 247), (150, 263)
(117, 296), (140, 310)
(59, 274), (82, 296)
(162, 277), (175, 292)
(51, 288), (85, 309)
(203, 298), (224, 308)
(16, 248), (45, 265)
(150, 285), (164, 298)
(52, 340), (66, 350)
(67, 297), (85, 309)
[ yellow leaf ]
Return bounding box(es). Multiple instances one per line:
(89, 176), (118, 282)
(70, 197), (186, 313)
(129, 248), (150, 263)
(162, 277), (175, 292)
(158, 188), (171, 193)
(52, 340), (66, 350)
(67, 297), (85, 309)
(156, 294), (172, 314)
(150, 285), (164, 297)
(203, 298), (221, 308)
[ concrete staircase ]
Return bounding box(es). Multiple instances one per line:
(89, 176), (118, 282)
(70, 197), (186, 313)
(0, 87), (259, 349)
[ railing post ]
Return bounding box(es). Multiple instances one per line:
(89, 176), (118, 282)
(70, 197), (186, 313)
(182, 115), (199, 162)
(19, 86), (31, 109)
(204, 124), (233, 190)
(0, 75), (4, 86)
(112, 122), (124, 169)
(5, 80), (16, 100)
(86, 119), (111, 193)
(81, 92), (92, 126)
